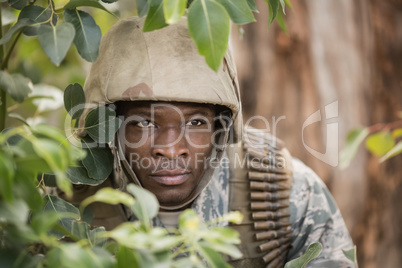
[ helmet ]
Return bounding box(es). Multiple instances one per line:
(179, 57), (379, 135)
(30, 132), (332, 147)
(80, 16), (242, 142)
(80, 16), (243, 210)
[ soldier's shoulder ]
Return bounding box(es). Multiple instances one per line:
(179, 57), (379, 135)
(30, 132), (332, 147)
(288, 158), (337, 220)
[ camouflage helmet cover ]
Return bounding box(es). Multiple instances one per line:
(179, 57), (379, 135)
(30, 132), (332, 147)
(80, 16), (242, 142)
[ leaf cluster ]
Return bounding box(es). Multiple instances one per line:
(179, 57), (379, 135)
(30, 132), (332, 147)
(339, 120), (402, 169)
(140, 0), (290, 71)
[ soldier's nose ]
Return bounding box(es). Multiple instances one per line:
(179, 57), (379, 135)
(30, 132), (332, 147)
(151, 127), (189, 159)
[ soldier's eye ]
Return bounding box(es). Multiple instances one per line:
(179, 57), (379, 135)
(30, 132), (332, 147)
(185, 119), (205, 126)
(136, 120), (155, 128)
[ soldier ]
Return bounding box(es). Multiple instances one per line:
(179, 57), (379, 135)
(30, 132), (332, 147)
(69, 17), (354, 267)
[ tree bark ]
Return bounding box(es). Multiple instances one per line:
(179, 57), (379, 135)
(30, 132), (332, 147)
(231, 0), (402, 267)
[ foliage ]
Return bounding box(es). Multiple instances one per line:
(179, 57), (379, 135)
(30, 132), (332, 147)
(342, 246), (358, 267)
(284, 242), (322, 268)
(340, 120), (402, 169)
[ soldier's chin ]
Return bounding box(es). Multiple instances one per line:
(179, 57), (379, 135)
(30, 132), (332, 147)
(156, 190), (193, 208)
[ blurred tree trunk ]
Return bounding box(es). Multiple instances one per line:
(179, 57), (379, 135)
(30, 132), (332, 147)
(231, 0), (402, 267)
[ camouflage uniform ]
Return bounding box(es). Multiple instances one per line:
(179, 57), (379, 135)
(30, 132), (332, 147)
(72, 16), (354, 267)
(287, 158), (354, 267)
(152, 135), (354, 267)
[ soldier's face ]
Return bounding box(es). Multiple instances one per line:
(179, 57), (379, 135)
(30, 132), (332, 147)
(120, 101), (215, 208)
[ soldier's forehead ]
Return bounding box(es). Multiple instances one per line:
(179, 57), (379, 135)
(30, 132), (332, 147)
(119, 101), (216, 115)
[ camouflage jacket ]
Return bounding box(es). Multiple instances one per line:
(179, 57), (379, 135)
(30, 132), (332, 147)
(179, 150), (355, 267)
(180, 156), (354, 267)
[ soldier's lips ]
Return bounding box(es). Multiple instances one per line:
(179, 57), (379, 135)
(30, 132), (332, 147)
(150, 169), (191, 186)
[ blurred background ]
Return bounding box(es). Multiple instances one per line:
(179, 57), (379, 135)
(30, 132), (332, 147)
(3, 0), (401, 267)
(231, 1), (402, 267)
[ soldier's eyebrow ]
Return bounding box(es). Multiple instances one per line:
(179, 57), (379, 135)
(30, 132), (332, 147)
(183, 110), (214, 118)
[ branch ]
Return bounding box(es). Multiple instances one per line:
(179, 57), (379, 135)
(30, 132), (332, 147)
(0, 5), (6, 131)
(367, 119), (402, 134)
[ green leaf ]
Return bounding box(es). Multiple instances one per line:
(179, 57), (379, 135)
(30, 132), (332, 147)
(199, 244), (230, 268)
(138, 0), (150, 17)
(1, 8), (17, 25)
(37, 23), (75, 66)
(84, 106), (122, 143)
(279, 0), (285, 14)
(64, 0), (114, 15)
(18, 5), (57, 36)
(0, 71), (32, 103)
(81, 187), (136, 209)
(380, 141), (402, 162)
(200, 240), (242, 259)
(91, 247), (116, 267)
(70, 144), (87, 161)
(246, 0), (258, 13)
(143, 0), (168, 32)
(392, 128), (402, 139)
(43, 195), (80, 237)
(8, 0), (29, 10)
(179, 209), (205, 233)
(30, 211), (60, 236)
(284, 0), (292, 9)
(216, 0), (255, 25)
(64, 9), (102, 62)
(339, 127), (369, 169)
(188, 0), (230, 72)
(3, 129), (22, 146)
(47, 244), (97, 268)
(64, 83), (86, 120)
(8, 113), (29, 125)
(32, 138), (69, 171)
(115, 246), (140, 268)
(108, 224), (179, 253)
(14, 138), (53, 173)
(0, 150), (15, 203)
(0, 249), (42, 268)
(66, 164), (106, 185)
(267, 0), (279, 25)
(0, 200), (29, 224)
(205, 226), (241, 244)
(342, 246), (357, 263)
(14, 169), (44, 212)
(365, 131), (395, 156)
(219, 210), (243, 224)
(284, 242), (322, 268)
(89, 227), (108, 247)
(81, 136), (114, 180)
(31, 124), (72, 159)
(0, 18), (35, 45)
(127, 184), (159, 224)
(163, 0), (186, 24)
(275, 8), (287, 33)
(71, 220), (91, 240)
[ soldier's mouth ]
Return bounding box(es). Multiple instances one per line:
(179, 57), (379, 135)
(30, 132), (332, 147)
(150, 169), (191, 186)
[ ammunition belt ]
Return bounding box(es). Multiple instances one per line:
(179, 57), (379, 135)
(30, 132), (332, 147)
(228, 128), (293, 268)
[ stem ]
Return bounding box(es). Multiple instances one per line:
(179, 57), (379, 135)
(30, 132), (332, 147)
(0, 90), (5, 132)
(0, 27), (23, 131)
(367, 119), (402, 134)
(0, 5), (6, 131)
(1, 31), (22, 70)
